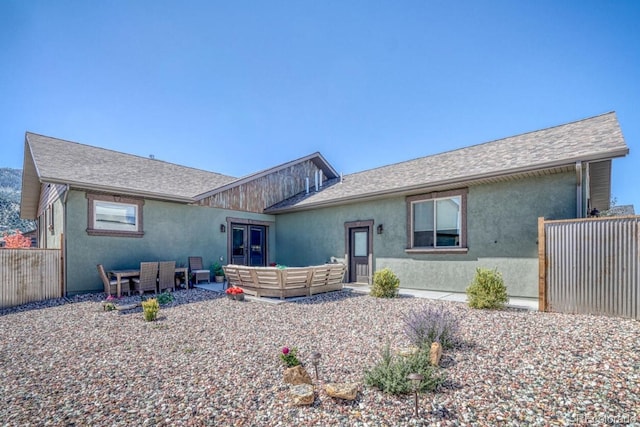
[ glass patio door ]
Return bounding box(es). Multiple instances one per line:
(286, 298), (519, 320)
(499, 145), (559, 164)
(231, 224), (266, 266)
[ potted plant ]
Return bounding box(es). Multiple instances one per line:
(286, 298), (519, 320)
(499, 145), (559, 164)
(225, 286), (244, 301)
(211, 262), (225, 283)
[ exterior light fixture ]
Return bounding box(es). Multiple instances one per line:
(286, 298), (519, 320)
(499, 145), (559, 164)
(377, 224), (384, 234)
(310, 352), (321, 380)
(407, 373), (424, 418)
(220, 224), (226, 233)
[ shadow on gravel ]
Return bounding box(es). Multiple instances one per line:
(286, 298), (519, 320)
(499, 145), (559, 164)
(0, 288), (223, 317)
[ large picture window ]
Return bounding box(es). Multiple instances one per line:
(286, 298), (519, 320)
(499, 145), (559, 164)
(87, 193), (144, 237)
(406, 189), (467, 252)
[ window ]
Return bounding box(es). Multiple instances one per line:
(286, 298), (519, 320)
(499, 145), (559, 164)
(406, 189), (467, 252)
(87, 193), (144, 237)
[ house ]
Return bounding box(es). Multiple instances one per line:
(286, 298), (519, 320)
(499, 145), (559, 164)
(20, 112), (629, 298)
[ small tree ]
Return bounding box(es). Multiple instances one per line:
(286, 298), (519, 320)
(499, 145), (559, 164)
(3, 230), (32, 248)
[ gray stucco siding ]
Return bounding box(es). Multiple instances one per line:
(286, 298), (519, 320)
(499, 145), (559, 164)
(64, 190), (275, 295)
(275, 171), (577, 298)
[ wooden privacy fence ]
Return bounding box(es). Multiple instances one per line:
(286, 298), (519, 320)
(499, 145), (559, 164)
(0, 249), (63, 309)
(538, 216), (640, 319)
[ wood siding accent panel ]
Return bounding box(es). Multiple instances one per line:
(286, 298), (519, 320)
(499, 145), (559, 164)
(37, 183), (66, 217)
(0, 249), (62, 309)
(198, 160), (325, 213)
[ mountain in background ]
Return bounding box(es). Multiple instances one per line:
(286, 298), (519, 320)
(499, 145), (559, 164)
(0, 168), (36, 234)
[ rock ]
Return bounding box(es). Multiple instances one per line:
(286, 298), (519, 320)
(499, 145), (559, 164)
(283, 365), (312, 385)
(325, 383), (359, 400)
(396, 346), (419, 357)
(430, 342), (443, 366)
(289, 384), (314, 406)
(116, 303), (138, 311)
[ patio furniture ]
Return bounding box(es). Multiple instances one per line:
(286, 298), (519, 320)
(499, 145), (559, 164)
(158, 261), (176, 293)
(189, 256), (210, 285)
(132, 262), (159, 295)
(97, 264), (131, 296)
(223, 263), (346, 299)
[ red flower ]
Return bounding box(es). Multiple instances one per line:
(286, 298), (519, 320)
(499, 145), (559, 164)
(225, 286), (244, 295)
(282, 347), (289, 355)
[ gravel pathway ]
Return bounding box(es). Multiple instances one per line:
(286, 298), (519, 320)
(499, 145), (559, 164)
(1, 289), (638, 426)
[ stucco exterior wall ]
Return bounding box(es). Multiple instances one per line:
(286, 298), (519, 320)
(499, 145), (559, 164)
(275, 171), (576, 298)
(64, 190), (275, 295)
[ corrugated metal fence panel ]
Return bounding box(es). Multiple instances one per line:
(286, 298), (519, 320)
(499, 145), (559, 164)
(0, 249), (62, 309)
(545, 217), (640, 319)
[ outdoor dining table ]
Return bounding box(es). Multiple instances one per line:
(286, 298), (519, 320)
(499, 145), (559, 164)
(109, 267), (189, 297)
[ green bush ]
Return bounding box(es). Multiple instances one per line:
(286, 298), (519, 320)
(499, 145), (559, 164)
(466, 267), (508, 309)
(142, 298), (160, 321)
(370, 268), (400, 298)
(364, 342), (445, 395)
(156, 292), (174, 305)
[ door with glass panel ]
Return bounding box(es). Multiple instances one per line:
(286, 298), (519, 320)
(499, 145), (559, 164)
(349, 227), (370, 283)
(231, 224), (266, 266)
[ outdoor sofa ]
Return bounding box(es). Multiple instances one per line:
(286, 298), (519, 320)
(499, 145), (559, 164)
(223, 263), (346, 299)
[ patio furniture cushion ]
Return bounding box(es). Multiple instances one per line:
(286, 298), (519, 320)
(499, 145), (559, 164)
(189, 256), (210, 285)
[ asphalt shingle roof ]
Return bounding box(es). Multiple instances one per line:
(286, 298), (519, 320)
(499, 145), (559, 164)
(266, 112), (629, 212)
(25, 133), (236, 200)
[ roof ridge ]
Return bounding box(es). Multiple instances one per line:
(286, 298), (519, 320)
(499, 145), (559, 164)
(343, 111), (617, 178)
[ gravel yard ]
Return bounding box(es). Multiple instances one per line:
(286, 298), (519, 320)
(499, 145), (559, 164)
(1, 289), (638, 426)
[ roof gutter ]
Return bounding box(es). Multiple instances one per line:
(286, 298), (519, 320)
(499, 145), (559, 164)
(267, 150), (629, 214)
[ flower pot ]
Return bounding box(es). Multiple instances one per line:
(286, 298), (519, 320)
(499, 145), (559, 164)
(227, 293), (244, 301)
(215, 275), (225, 283)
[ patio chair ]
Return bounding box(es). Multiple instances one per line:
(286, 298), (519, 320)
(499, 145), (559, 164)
(97, 264), (131, 296)
(189, 256), (210, 285)
(132, 262), (159, 295)
(158, 261), (176, 293)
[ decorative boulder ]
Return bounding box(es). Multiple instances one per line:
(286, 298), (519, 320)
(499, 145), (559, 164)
(325, 383), (359, 400)
(289, 384), (314, 406)
(430, 342), (443, 366)
(283, 365), (313, 385)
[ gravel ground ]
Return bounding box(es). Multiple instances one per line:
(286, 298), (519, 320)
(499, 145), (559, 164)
(1, 289), (639, 426)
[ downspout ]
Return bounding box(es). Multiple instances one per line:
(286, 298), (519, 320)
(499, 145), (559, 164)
(584, 162), (591, 213)
(62, 184), (69, 296)
(575, 161), (583, 218)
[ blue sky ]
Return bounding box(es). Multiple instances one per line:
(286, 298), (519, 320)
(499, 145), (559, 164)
(1, 1), (638, 209)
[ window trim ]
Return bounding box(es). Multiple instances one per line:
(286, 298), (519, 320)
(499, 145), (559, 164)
(86, 193), (144, 237)
(405, 189), (468, 254)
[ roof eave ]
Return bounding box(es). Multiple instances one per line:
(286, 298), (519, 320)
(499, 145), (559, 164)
(20, 136), (41, 219)
(267, 150), (629, 214)
(39, 178), (196, 204)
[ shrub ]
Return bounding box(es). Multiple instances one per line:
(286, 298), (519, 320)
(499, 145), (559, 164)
(370, 268), (399, 298)
(156, 292), (174, 305)
(364, 342), (445, 395)
(280, 346), (301, 367)
(142, 298), (160, 321)
(403, 304), (459, 349)
(466, 267), (508, 309)
(3, 230), (31, 248)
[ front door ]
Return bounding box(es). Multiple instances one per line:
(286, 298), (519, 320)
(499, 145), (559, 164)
(349, 226), (370, 283)
(231, 224), (266, 266)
